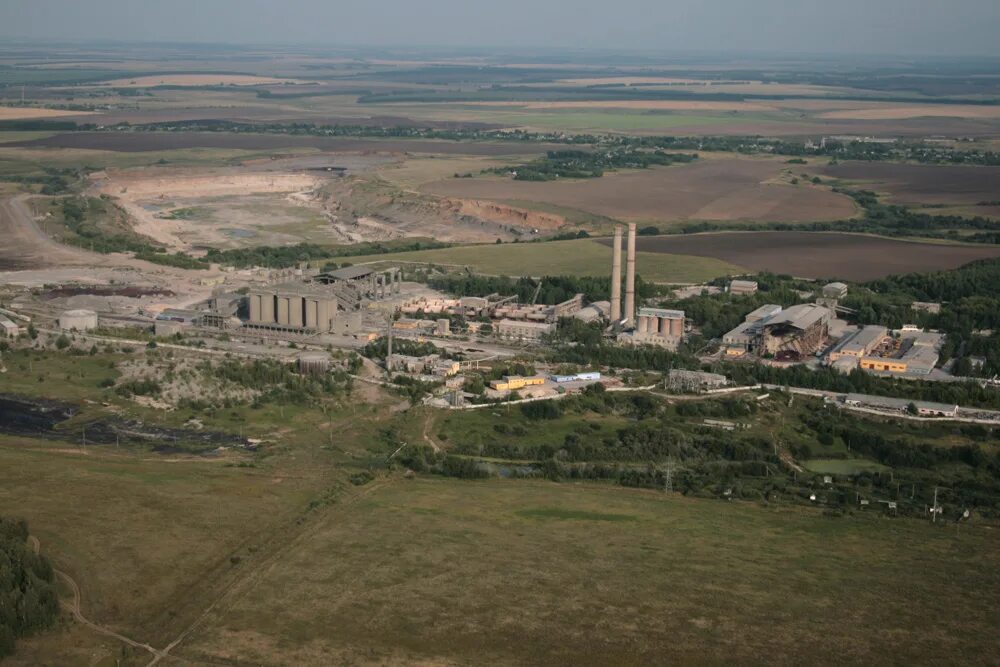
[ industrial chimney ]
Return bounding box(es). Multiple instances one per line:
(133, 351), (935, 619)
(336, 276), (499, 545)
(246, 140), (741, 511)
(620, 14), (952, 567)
(624, 223), (637, 326)
(610, 225), (623, 322)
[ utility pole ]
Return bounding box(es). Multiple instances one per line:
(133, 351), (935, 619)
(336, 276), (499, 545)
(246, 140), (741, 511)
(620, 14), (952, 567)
(932, 487), (939, 523)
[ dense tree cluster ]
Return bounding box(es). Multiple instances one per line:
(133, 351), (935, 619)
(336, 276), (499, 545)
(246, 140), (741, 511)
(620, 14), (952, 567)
(102, 120), (1000, 166)
(205, 239), (450, 269)
(486, 149), (697, 181)
(0, 518), (59, 658)
(203, 358), (352, 405)
(57, 197), (206, 269)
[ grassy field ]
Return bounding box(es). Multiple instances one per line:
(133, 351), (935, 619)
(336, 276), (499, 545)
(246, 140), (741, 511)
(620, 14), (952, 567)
(345, 237), (744, 283)
(0, 130), (56, 144)
(2, 348), (999, 665)
(802, 458), (891, 475)
(175, 477), (1000, 666)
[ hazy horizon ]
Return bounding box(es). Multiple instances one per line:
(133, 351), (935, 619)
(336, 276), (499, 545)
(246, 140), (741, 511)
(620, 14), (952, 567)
(1, 0), (998, 58)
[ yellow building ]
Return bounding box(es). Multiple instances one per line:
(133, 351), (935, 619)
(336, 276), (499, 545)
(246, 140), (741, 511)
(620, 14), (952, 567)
(489, 375), (546, 391)
(860, 357), (908, 373)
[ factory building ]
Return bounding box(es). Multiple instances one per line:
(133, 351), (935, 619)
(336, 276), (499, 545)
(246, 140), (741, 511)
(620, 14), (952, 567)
(489, 375), (546, 391)
(912, 301), (942, 314)
(496, 319), (556, 342)
(721, 304), (782, 356)
(316, 265), (402, 299)
(745, 304), (783, 323)
(843, 393), (958, 418)
(0, 315), (20, 338)
(827, 326), (888, 363)
(667, 369), (729, 391)
(154, 308), (204, 336)
(550, 371), (601, 383)
(858, 330), (943, 376)
(758, 304), (832, 358)
(494, 293), (584, 324)
(728, 280), (759, 296)
(247, 281), (363, 335)
(619, 307), (685, 350)
(59, 309), (98, 332)
(822, 282), (849, 299)
(723, 304), (832, 359)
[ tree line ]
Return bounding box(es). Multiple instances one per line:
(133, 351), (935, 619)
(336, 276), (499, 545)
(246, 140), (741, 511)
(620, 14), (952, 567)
(0, 517), (59, 658)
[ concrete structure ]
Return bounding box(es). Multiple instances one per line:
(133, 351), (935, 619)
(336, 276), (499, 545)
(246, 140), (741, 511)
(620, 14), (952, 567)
(493, 294), (583, 324)
(0, 315), (20, 338)
(393, 318), (436, 333)
(722, 320), (757, 356)
(248, 281), (362, 334)
(624, 223), (636, 326)
(624, 307), (685, 350)
(387, 353), (459, 378)
(489, 375), (546, 391)
(843, 393), (958, 418)
(317, 265), (401, 299)
(745, 304), (783, 323)
(822, 282), (849, 299)
(912, 301), (942, 315)
(668, 369), (728, 391)
(431, 359), (461, 377)
(758, 304), (832, 358)
(827, 326), (888, 364)
(297, 351), (331, 376)
(496, 319), (556, 342)
(728, 280), (759, 296)
(59, 309), (98, 332)
(858, 330), (943, 376)
(573, 301), (610, 323)
(551, 371), (601, 383)
(610, 225), (623, 322)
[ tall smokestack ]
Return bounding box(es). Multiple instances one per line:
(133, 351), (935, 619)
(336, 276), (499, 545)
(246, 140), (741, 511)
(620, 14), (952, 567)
(625, 223), (637, 326)
(610, 226), (623, 322)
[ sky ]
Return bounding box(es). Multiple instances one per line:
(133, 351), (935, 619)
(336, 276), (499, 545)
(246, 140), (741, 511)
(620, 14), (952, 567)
(1, 0), (998, 57)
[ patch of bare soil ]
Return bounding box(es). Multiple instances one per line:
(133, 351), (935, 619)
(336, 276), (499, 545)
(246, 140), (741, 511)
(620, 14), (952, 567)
(818, 161), (1000, 206)
(604, 232), (1000, 281)
(423, 158), (858, 224)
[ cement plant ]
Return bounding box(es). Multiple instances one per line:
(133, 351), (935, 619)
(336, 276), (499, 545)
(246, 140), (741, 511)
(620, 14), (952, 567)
(1, 18), (999, 667)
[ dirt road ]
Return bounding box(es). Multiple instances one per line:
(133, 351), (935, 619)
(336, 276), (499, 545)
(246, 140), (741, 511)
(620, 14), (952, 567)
(0, 194), (100, 269)
(29, 535), (161, 659)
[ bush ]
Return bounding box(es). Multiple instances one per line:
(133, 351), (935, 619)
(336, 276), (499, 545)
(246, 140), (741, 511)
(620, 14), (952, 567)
(55, 334), (70, 350)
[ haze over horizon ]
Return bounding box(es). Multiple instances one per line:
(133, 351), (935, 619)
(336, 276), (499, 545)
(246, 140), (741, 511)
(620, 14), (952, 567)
(1, 0), (998, 58)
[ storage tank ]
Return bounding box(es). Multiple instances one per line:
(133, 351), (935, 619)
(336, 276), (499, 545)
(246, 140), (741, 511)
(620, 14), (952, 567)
(59, 309), (98, 331)
(670, 318), (684, 337)
(659, 317), (671, 336)
(296, 351), (330, 376)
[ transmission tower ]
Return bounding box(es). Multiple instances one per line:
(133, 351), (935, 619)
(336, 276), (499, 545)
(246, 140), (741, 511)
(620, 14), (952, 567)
(664, 458), (675, 494)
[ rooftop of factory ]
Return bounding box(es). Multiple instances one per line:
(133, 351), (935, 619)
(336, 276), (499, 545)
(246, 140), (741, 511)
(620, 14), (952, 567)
(637, 307), (685, 319)
(763, 303), (831, 331)
(320, 266), (377, 281)
(831, 325), (888, 355)
(745, 304), (783, 323)
(257, 281), (348, 298)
